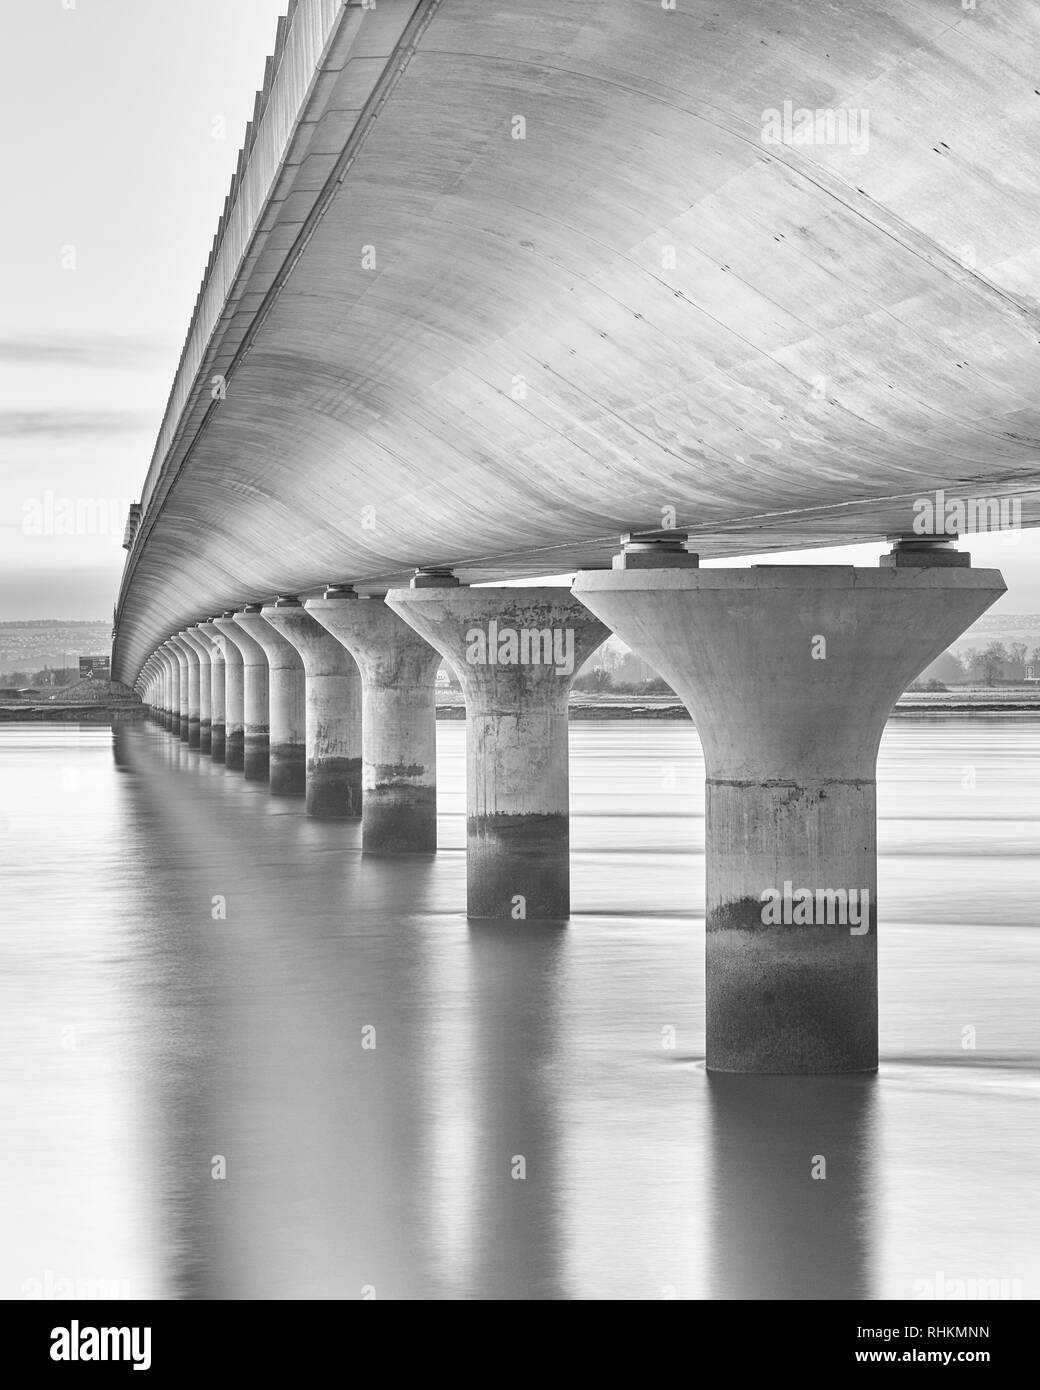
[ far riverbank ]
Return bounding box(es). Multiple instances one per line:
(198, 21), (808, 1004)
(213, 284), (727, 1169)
(4, 688), (1038, 723)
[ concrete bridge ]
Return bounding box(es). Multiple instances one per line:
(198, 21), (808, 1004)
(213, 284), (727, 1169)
(119, 0), (1039, 1073)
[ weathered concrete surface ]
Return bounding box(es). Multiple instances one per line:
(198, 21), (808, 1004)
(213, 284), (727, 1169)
(161, 644), (180, 734)
(208, 617), (244, 770)
(177, 632), (203, 749)
(148, 663), (163, 726)
(140, 658), (155, 718)
(146, 663), (159, 722)
(181, 629), (213, 753)
(112, 0), (1040, 685)
(214, 613), (270, 782)
(308, 589), (440, 851)
(167, 642), (187, 738)
(154, 649), (173, 730)
(234, 605), (306, 797)
(387, 585), (608, 917)
(259, 598), (362, 818)
(195, 623), (227, 763)
(574, 563), (1006, 1073)
(169, 636), (199, 747)
(139, 659), (155, 719)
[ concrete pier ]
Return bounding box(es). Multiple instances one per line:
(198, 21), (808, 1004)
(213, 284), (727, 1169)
(234, 602), (307, 797)
(194, 624), (226, 762)
(155, 649), (173, 730)
(208, 615), (244, 770)
(307, 587), (441, 850)
(174, 632), (202, 749)
(386, 581), (608, 918)
(213, 611), (270, 782)
(259, 595), (362, 819)
(181, 629), (213, 753)
(573, 553), (1005, 1073)
(168, 637), (194, 744)
(140, 660), (152, 716)
(140, 659), (155, 720)
(145, 660), (160, 722)
(161, 644), (180, 734)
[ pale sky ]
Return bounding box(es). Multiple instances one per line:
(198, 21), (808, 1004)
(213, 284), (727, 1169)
(0, 0), (287, 619)
(1, 0), (1038, 620)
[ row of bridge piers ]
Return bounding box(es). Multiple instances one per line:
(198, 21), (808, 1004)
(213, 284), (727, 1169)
(136, 538), (1004, 1073)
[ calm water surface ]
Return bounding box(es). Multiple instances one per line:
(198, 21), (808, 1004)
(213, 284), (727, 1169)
(1, 717), (1038, 1300)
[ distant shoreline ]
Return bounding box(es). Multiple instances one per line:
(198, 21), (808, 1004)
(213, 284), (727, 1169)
(4, 690), (1040, 723)
(440, 689), (1040, 718)
(0, 704), (145, 722)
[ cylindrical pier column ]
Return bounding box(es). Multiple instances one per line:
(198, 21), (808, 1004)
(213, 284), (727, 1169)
(213, 611), (270, 782)
(148, 660), (162, 723)
(141, 660), (154, 718)
(574, 553), (1005, 1073)
(308, 587), (441, 851)
(386, 581), (608, 917)
(161, 644), (180, 734)
(168, 637), (193, 742)
(196, 623), (227, 763)
(181, 629), (213, 753)
(232, 603), (306, 797)
(141, 658), (157, 721)
(141, 664), (153, 722)
(259, 595), (362, 818)
(210, 615), (245, 770)
(172, 632), (202, 748)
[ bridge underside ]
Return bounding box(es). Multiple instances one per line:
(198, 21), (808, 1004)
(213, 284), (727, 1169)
(114, 0), (1040, 683)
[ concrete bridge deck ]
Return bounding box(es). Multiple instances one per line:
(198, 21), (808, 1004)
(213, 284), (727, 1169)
(115, 0), (1040, 684)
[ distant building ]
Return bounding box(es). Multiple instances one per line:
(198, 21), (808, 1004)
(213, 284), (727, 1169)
(1026, 663), (1040, 683)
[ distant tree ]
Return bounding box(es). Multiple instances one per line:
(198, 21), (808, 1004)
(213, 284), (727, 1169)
(1006, 642), (1028, 679)
(907, 678), (948, 693)
(641, 676), (676, 695)
(33, 667), (77, 687)
(4, 670), (30, 687)
(916, 650), (967, 686)
(573, 668), (613, 694)
(966, 641), (1009, 687)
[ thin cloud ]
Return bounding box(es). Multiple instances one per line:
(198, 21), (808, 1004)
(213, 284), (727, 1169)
(0, 333), (177, 371)
(0, 410), (157, 438)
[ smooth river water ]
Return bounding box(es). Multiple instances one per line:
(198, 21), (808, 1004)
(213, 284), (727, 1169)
(1, 717), (1038, 1300)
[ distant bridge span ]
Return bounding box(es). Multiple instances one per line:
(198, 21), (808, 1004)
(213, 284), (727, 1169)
(114, 0), (1040, 683)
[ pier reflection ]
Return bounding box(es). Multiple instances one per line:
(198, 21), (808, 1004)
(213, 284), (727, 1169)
(707, 1073), (878, 1299)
